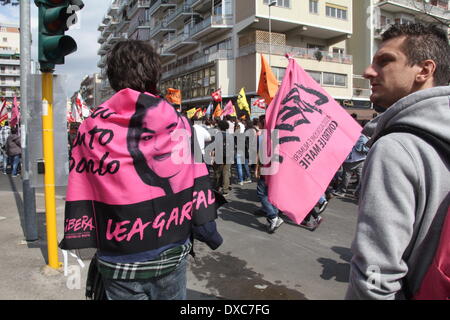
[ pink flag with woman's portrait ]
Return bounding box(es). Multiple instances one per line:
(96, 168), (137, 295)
(264, 57), (362, 224)
(60, 89), (222, 254)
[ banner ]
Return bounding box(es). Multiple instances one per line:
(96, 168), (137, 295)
(265, 57), (361, 224)
(257, 54), (279, 105)
(10, 96), (20, 128)
(166, 88), (182, 105)
(253, 98), (266, 110)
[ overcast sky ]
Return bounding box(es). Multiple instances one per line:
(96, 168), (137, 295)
(0, 1), (111, 96)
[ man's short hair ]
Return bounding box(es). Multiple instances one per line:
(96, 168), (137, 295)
(107, 40), (161, 94)
(381, 23), (450, 86)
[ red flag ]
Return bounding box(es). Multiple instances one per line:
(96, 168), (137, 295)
(0, 99), (7, 123)
(264, 57), (362, 224)
(252, 98), (266, 110)
(10, 96), (20, 128)
(211, 89), (222, 102)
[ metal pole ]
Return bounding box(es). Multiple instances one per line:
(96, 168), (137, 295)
(41, 72), (59, 269)
(20, 0), (38, 242)
(269, 4), (272, 66)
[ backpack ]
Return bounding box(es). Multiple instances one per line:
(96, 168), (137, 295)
(375, 124), (450, 300)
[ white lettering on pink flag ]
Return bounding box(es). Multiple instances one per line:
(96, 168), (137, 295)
(265, 57), (361, 224)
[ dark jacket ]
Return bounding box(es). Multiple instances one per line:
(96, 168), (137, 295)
(6, 133), (21, 157)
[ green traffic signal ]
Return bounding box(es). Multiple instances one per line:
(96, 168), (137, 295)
(35, 0), (84, 72)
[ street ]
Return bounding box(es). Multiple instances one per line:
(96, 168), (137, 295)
(0, 170), (358, 300)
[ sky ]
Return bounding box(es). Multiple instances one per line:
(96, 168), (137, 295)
(0, 1), (111, 96)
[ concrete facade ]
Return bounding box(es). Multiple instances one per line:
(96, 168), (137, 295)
(0, 24), (20, 105)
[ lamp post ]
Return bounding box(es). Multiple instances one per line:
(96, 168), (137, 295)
(268, 0), (276, 66)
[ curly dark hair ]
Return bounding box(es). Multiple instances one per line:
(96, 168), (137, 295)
(382, 23), (450, 86)
(106, 40), (161, 94)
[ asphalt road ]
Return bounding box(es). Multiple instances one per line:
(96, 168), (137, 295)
(0, 172), (359, 300)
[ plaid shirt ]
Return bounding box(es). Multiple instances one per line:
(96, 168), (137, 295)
(97, 242), (192, 280)
(0, 126), (10, 148)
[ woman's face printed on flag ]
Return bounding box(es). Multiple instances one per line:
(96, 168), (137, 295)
(138, 103), (185, 179)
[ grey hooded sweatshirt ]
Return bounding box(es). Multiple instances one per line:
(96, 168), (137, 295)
(346, 86), (450, 300)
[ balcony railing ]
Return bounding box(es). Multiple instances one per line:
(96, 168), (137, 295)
(165, 32), (197, 51)
(189, 15), (233, 37)
(239, 43), (353, 65)
(377, 0), (449, 19)
(149, 0), (177, 16)
(149, 18), (176, 37)
(128, 0), (151, 18)
(0, 70), (20, 76)
(166, 2), (199, 25)
(0, 59), (20, 65)
(161, 49), (233, 80)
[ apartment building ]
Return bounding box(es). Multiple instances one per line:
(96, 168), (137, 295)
(0, 23), (20, 105)
(79, 73), (102, 109)
(349, 0), (450, 106)
(98, 0), (355, 111)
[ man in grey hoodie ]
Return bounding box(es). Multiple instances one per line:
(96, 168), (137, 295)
(346, 23), (450, 300)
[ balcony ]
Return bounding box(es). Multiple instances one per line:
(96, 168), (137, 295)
(0, 82), (20, 87)
(102, 14), (111, 25)
(107, 0), (121, 16)
(164, 32), (197, 52)
(376, 0), (450, 22)
(97, 54), (107, 69)
(128, 0), (151, 19)
(189, 15), (233, 39)
(149, 0), (177, 16)
(0, 70), (20, 76)
(0, 59), (20, 66)
(157, 42), (176, 57)
(161, 49), (232, 80)
(149, 18), (176, 37)
(166, 3), (200, 27)
(239, 43), (353, 65)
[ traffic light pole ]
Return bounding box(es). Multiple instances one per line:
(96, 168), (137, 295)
(20, 0), (38, 242)
(41, 72), (60, 269)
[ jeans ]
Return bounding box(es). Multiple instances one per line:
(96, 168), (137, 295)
(11, 155), (20, 176)
(256, 177), (279, 219)
(236, 154), (251, 182)
(103, 256), (188, 300)
(338, 160), (364, 193)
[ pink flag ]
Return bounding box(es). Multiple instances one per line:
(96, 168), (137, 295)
(221, 100), (235, 117)
(264, 57), (361, 224)
(10, 96), (20, 128)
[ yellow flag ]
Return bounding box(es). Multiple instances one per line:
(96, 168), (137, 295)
(186, 107), (197, 119)
(257, 54), (279, 104)
(237, 87), (251, 118)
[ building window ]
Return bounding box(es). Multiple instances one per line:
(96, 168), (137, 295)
(2, 37), (7, 43)
(309, 0), (318, 14)
(326, 4), (347, 20)
(263, 0), (290, 8)
(323, 72), (347, 87)
(306, 70), (322, 84)
(272, 67), (286, 83)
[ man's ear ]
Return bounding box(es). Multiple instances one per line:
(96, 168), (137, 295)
(416, 60), (436, 84)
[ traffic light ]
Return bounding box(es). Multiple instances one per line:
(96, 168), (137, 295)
(35, 0), (84, 72)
